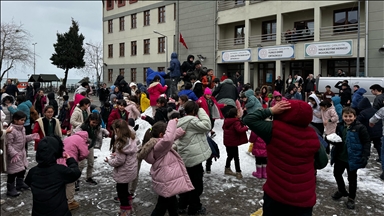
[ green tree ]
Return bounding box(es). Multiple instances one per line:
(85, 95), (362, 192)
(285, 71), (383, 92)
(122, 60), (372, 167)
(50, 18), (85, 87)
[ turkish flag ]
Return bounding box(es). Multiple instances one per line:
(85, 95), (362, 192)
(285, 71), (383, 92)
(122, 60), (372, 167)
(179, 33), (188, 49)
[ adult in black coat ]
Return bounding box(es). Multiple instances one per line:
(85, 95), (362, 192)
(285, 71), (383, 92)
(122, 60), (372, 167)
(339, 83), (352, 107)
(212, 79), (238, 102)
(98, 83), (110, 106)
(119, 79), (130, 94)
(114, 75), (124, 86)
(25, 136), (81, 216)
(357, 97), (383, 161)
(181, 55), (195, 82)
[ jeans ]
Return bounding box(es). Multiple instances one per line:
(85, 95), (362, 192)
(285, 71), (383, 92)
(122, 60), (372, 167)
(169, 77), (180, 97)
(225, 146), (241, 172)
(179, 163), (204, 214)
(151, 195), (178, 216)
(333, 159), (357, 199)
(117, 183), (130, 207)
(263, 192), (313, 216)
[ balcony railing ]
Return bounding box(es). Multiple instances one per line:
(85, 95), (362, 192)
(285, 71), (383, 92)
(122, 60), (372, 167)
(281, 29), (314, 44)
(249, 34), (276, 47)
(249, 0), (266, 4)
(218, 0), (245, 12)
(320, 23), (365, 40)
(218, 37), (246, 50)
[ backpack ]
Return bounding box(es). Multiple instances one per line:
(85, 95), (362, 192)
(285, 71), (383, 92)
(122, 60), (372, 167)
(207, 135), (220, 160)
(30, 105), (39, 123)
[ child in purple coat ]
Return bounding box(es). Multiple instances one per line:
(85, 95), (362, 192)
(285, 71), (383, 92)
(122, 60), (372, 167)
(250, 131), (267, 179)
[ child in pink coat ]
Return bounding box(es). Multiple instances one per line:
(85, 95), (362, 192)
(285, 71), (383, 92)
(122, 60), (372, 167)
(250, 131), (267, 179)
(147, 75), (168, 117)
(105, 119), (138, 216)
(270, 91), (287, 107)
(140, 119), (194, 216)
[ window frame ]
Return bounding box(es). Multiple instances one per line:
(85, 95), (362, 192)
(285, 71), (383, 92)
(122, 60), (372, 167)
(158, 6), (165, 23)
(108, 44), (113, 58)
(131, 68), (137, 82)
(108, 19), (113, 33)
(131, 14), (137, 29)
(143, 67), (148, 83)
(131, 41), (137, 56)
(262, 20), (277, 41)
(119, 17), (125, 31)
(117, 0), (125, 7)
(119, 43), (125, 57)
(144, 10), (150, 26)
(108, 69), (113, 82)
(119, 68), (125, 76)
(158, 37), (165, 53)
(144, 39), (150, 54)
(333, 8), (358, 33)
(234, 25), (245, 45)
(106, 0), (114, 10)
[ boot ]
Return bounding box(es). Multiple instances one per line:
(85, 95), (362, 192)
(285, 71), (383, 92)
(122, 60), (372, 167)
(16, 178), (30, 191)
(252, 165), (262, 179)
(262, 165), (267, 179)
(128, 195), (133, 209)
(120, 206), (132, 216)
(236, 172), (243, 179)
(346, 198), (355, 209)
(7, 183), (20, 197)
(224, 167), (236, 176)
(68, 200), (80, 210)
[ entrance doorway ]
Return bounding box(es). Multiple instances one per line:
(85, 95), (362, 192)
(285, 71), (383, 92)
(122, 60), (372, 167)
(258, 62), (275, 87)
(290, 60), (313, 79)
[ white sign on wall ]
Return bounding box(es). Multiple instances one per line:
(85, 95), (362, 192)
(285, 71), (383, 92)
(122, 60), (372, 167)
(257, 45), (295, 60)
(222, 49), (251, 62)
(305, 41), (352, 57)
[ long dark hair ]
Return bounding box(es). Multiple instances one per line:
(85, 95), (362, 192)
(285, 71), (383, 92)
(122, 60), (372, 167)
(112, 119), (135, 153)
(81, 113), (101, 130)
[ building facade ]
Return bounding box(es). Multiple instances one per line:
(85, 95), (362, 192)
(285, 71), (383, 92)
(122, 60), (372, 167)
(367, 1), (384, 76)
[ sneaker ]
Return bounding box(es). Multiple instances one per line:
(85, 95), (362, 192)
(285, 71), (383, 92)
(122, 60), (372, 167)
(346, 198), (355, 209)
(130, 193), (136, 199)
(332, 191), (349, 200)
(113, 196), (120, 203)
(224, 168), (236, 176)
(68, 201), (80, 210)
(188, 206), (206, 215)
(86, 178), (98, 185)
(75, 180), (80, 191)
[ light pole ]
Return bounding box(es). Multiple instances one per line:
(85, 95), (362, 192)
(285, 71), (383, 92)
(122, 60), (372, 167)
(85, 43), (100, 85)
(153, 30), (168, 69)
(32, 43), (37, 75)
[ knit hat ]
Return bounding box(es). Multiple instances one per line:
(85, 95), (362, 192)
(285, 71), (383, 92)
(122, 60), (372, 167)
(109, 94), (117, 102)
(204, 88), (212, 95)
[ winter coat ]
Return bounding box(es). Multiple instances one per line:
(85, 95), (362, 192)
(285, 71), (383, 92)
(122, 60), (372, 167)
(201, 75), (216, 89)
(73, 86), (88, 99)
(1, 93), (16, 124)
(245, 89), (262, 114)
(175, 108), (212, 167)
(8, 100), (32, 126)
(222, 118), (248, 147)
(180, 55), (195, 75)
(119, 80), (130, 94)
(107, 108), (129, 135)
(270, 91), (287, 107)
(351, 88), (366, 109)
(212, 79), (238, 102)
(143, 106), (169, 125)
(308, 94), (323, 124)
(57, 131), (89, 165)
(168, 52), (181, 78)
(100, 105), (112, 126)
(373, 93), (384, 110)
(25, 136), (81, 216)
(144, 120), (194, 197)
(339, 87), (352, 106)
(331, 96), (343, 122)
(34, 94), (47, 112)
(146, 68), (167, 86)
(108, 138), (138, 183)
(250, 132), (267, 157)
(48, 92), (59, 116)
(32, 117), (64, 150)
(73, 125), (109, 150)
(357, 97), (383, 139)
(304, 78), (316, 92)
(114, 75), (125, 86)
(192, 81), (204, 99)
(140, 93), (150, 112)
(332, 121), (371, 171)
(99, 87), (110, 102)
(178, 89), (198, 101)
(1, 115), (7, 173)
(197, 95), (224, 119)
(70, 106), (91, 129)
(148, 82), (168, 106)
(69, 93), (85, 118)
(124, 101), (141, 120)
(321, 105), (339, 135)
(6, 124), (38, 174)
(370, 107), (384, 136)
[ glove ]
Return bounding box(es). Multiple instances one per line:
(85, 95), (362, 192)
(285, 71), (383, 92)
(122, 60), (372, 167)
(141, 115), (146, 120)
(11, 154), (20, 163)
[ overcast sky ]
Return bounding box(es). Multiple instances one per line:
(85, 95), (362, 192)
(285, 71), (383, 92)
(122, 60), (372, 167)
(1, 1), (102, 80)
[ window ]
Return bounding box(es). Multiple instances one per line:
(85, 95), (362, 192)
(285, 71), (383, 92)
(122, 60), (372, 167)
(131, 41), (137, 56)
(158, 6), (165, 23)
(108, 44), (113, 58)
(289, 20), (314, 42)
(333, 8), (358, 32)
(144, 10), (150, 26)
(131, 14), (137, 29)
(158, 67), (165, 72)
(108, 69), (113, 82)
(327, 59), (364, 77)
(108, 19), (113, 33)
(234, 25), (245, 44)
(119, 43), (125, 57)
(158, 37), (165, 53)
(119, 17), (125, 31)
(129, 0), (137, 3)
(106, 0), (114, 10)
(262, 20), (276, 41)
(144, 39), (150, 54)
(174, 3), (176, 20)
(119, 68), (125, 76)
(131, 68), (137, 82)
(118, 0), (125, 7)
(143, 67), (148, 82)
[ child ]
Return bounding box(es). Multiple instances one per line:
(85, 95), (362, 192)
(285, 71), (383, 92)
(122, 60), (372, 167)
(57, 131), (89, 210)
(250, 131), (267, 179)
(48, 92), (59, 117)
(101, 101), (113, 126)
(32, 105), (66, 150)
(244, 89), (262, 115)
(201, 69), (216, 89)
(25, 136), (81, 215)
(141, 120), (194, 215)
(323, 85), (335, 103)
(124, 96), (141, 120)
(178, 82), (198, 101)
(308, 94), (324, 135)
(70, 91), (87, 118)
(6, 111), (39, 196)
(58, 95), (71, 130)
(142, 97), (169, 125)
(320, 100), (339, 136)
(136, 90), (150, 113)
(190, 74), (204, 99)
(222, 108), (248, 179)
(177, 95), (188, 117)
(34, 90), (47, 117)
(270, 91), (287, 107)
(105, 119), (138, 216)
(148, 75), (168, 117)
(70, 98), (91, 130)
(331, 107), (370, 209)
(197, 88), (225, 138)
(1, 93), (17, 124)
(294, 87), (303, 100)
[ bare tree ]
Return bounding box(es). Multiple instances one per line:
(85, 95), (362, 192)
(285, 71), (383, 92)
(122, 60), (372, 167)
(81, 41), (103, 85)
(0, 20), (34, 82)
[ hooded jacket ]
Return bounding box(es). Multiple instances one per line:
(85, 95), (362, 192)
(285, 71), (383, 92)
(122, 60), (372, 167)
(181, 55), (195, 74)
(331, 96), (343, 122)
(147, 81), (167, 106)
(351, 88), (366, 109)
(70, 106), (91, 129)
(168, 52), (181, 78)
(114, 75), (124, 86)
(175, 108), (212, 167)
(270, 91), (287, 107)
(245, 89), (262, 114)
(119, 79), (130, 94)
(146, 68), (167, 86)
(178, 89), (198, 101)
(222, 118), (248, 146)
(8, 100), (32, 126)
(321, 104), (339, 135)
(57, 131), (89, 164)
(25, 136), (81, 216)
(357, 97), (383, 139)
(69, 93), (85, 118)
(73, 86), (87, 99)
(243, 100), (328, 208)
(48, 92), (59, 116)
(339, 86), (352, 106)
(308, 93), (322, 123)
(373, 93), (384, 110)
(1, 93), (16, 124)
(212, 79), (238, 102)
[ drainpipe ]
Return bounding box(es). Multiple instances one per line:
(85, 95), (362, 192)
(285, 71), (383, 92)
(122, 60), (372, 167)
(365, 0), (369, 77)
(356, 0), (361, 77)
(214, 2), (218, 75)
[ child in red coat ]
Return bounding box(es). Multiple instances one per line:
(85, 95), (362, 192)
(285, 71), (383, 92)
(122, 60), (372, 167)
(250, 131), (267, 179)
(222, 108), (248, 179)
(147, 75), (168, 117)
